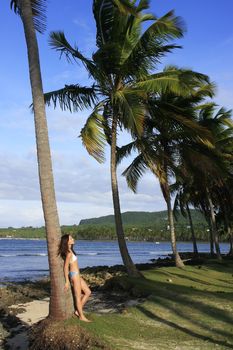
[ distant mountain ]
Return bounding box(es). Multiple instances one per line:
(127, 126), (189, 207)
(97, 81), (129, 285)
(79, 210), (206, 226)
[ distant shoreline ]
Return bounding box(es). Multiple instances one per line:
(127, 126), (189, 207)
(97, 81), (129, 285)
(0, 237), (213, 244)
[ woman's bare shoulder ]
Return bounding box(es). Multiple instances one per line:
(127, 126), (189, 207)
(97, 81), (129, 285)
(64, 251), (72, 263)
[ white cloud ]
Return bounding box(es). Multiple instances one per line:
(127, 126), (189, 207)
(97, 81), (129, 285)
(0, 200), (44, 228)
(0, 146), (165, 227)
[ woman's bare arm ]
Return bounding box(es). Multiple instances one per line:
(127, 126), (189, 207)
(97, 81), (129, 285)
(64, 252), (71, 290)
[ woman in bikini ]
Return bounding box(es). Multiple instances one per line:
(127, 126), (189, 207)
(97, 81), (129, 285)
(58, 234), (91, 322)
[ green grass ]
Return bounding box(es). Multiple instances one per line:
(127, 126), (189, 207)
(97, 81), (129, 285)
(70, 260), (233, 349)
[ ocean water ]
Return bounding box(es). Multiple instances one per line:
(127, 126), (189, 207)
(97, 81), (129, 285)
(0, 239), (230, 283)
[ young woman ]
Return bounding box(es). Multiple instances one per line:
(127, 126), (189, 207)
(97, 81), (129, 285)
(58, 234), (92, 322)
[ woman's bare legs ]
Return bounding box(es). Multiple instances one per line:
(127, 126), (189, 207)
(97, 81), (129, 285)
(80, 277), (91, 308)
(71, 275), (91, 322)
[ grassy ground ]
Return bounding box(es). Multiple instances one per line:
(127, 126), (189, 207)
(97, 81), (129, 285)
(72, 260), (233, 350)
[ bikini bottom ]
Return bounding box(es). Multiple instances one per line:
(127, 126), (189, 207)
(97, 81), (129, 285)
(69, 271), (79, 278)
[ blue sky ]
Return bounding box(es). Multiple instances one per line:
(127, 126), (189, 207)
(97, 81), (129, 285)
(0, 0), (233, 227)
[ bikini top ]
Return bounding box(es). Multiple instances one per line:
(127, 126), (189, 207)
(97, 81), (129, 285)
(69, 253), (77, 264)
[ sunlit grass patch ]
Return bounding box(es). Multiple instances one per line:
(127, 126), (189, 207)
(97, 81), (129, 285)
(67, 261), (233, 350)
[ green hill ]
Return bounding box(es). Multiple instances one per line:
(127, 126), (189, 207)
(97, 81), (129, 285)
(0, 210), (212, 241)
(79, 210), (205, 227)
(76, 210), (210, 241)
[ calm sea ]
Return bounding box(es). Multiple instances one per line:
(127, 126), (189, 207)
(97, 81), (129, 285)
(0, 239), (229, 283)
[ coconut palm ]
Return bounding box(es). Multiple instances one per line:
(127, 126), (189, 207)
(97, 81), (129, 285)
(173, 182), (199, 256)
(11, 0), (74, 319)
(117, 81), (215, 267)
(44, 0), (209, 276)
(178, 105), (233, 260)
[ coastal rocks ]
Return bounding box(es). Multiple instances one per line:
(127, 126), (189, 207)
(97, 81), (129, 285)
(102, 276), (150, 299)
(81, 270), (125, 290)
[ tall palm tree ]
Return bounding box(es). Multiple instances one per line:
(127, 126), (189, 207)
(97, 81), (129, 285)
(117, 83), (215, 267)
(173, 182), (199, 256)
(11, 0), (73, 319)
(179, 105), (233, 260)
(44, 0), (205, 276)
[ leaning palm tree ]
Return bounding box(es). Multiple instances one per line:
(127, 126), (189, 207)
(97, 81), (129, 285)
(117, 82), (215, 267)
(11, 0), (75, 319)
(179, 105), (233, 260)
(44, 0), (213, 275)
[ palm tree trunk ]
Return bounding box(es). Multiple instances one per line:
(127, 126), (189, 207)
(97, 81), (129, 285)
(111, 114), (141, 277)
(207, 216), (215, 256)
(228, 227), (233, 256)
(20, 0), (73, 319)
(222, 204), (233, 256)
(162, 181), (184, 268)
(206, 190), (222, 260)
(186, 204), (198, 256)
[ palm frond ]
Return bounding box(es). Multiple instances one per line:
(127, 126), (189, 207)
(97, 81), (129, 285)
(113, 0), (137, 15)
(123, 10), (184, 71)
(49, 31), (96, 76)
(158, 106), (213, 142)
(44, 84), (97, 112)
(10, 0), (46, 34)
(80, 108), (107, 163)
(140, 10), (185, 43)
(102, 103), (113, 145)
(116, 141), (137, 165)
(122, 153), (148, 192)
(135, 67), (211, 97)
(93, 0), (137, 48)
(136, 0), (150, 12)
(93, 0), (116, 47)
(114, 89), (145, 135)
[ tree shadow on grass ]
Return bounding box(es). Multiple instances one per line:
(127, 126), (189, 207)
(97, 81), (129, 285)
(129, 272), (233, 344)
(149, 294), (232, 340)
(217, 278), (233, 285)
(136, 305), (233, 349)
(140, 278), (233, 324)
(203, 260), (233, 273)
(165, 271), (233, 290)
(143, 269), (233, 302)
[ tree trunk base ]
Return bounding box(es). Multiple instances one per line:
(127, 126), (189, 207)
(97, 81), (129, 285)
(127, 267), (144, 278)
(175, 253), (185, 268)
(216, 253), (222, 261)
(28, 318), (107, 350)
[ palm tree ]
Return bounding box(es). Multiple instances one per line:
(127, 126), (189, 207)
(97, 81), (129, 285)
(117, 82), (215, 267)
(179, 105), (233, 260)
(44, 0), (205, 276)
(173, 182), (199, 256)
(11, 0), (73, 319)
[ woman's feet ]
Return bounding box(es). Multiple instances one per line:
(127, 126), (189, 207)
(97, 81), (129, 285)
(74, 310), (92, 322)
(79, 315), (92, 322)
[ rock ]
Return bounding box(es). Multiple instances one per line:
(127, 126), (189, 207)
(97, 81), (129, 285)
(130, 287), (149, 298)
(125, 300), (140, 307)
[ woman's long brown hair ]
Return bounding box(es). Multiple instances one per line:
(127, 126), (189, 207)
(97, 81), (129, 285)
(58, 234), (76, 260)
